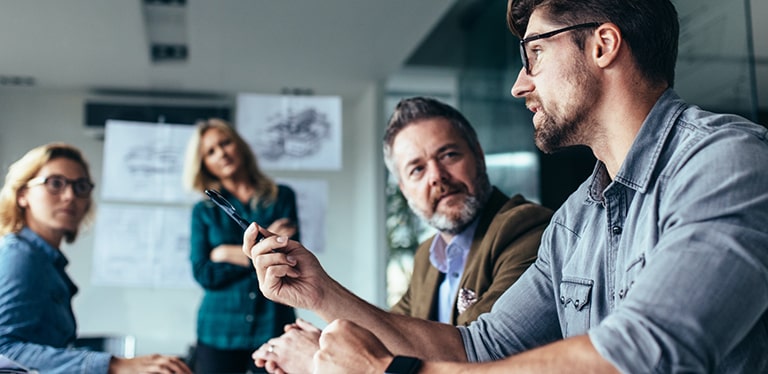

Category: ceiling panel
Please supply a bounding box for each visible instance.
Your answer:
[0,0,456,98]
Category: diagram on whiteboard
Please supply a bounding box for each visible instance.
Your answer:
[237,94,342,170]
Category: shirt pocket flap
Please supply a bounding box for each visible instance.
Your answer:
[559,278,593,311]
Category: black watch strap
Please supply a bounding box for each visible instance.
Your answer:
[385,355,422,374]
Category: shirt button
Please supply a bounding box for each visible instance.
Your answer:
[245,315,254,322]
[451,272,459,278]
[612,226,623,235]
[249,292,257,299]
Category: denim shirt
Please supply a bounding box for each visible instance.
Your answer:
[0,228,111,373]
[459,90,768,372]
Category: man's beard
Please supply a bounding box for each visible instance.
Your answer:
[533,60,599,153]
[409,176,490,235]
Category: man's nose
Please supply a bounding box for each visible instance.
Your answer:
[427,162,448,186]
[511,67,532,98]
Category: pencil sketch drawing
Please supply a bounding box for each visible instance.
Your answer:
[256,107,332,161]
[123,143,181,175]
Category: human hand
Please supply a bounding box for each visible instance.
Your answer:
[267,218,297,238]
[253,318,321,374]
[108,354,191,374]
[313,319,392,374]
[209,244,251,267]
[243,223,329,311]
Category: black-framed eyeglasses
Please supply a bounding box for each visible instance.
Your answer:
[519,22,601,75]
[27,175,95,198]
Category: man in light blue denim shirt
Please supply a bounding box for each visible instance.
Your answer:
[245,0,768,372]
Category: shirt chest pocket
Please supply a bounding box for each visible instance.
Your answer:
[559,278,593,337]
[617,253,645,302]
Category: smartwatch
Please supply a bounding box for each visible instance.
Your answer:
[385,355,422,374]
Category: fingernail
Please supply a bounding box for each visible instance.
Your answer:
[276,236,286,243]
[286,255,296,265]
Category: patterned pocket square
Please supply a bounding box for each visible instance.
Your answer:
[457,287,477,315]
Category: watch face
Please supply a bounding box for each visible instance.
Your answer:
[385,356,422,374]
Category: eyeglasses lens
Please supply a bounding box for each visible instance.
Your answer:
[44,176,93,197]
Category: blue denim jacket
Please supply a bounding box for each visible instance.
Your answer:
[0,227,111,373]
[459,90,768,372]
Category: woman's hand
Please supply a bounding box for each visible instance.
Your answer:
[209,244,252,267]
[267,218,297,238]
[253,318,321,374]
[108,354,191,374]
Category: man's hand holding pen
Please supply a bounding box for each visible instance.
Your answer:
[242,223,328,312]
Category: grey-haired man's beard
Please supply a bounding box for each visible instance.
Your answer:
[409,181,489,235]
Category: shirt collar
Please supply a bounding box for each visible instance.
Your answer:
[429,217,480,274]
[19,226,70,270]
[588,89,687,200]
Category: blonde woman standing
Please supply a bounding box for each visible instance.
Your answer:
[183,119,299,373]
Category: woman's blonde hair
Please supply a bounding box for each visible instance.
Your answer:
[0,142,95,243]
[182,118,277,205]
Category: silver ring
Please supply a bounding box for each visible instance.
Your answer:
[268,344,275,354]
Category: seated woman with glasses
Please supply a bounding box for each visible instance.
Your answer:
[0,143,191,374]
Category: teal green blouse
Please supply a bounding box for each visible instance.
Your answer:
[190,185,299,350]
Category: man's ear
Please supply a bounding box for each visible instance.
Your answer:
[593,22,622,69]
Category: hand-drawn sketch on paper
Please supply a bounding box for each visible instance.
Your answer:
[101,120,197,203]
[91,203,195,288]
[236,94,342,170]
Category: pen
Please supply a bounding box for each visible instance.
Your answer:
[204,189,266,242]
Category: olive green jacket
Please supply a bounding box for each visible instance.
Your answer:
[390,187,553,325]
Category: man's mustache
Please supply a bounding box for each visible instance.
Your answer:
[430,182,468,209]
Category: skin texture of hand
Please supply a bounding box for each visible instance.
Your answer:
[243,222,470,363]
[314,319,392,374]
[243,223,332,312]
[210,218,295,268]
[108,354,191,374]
[253,318,321,374]
[267,218,297,238]
[209,244,251,267]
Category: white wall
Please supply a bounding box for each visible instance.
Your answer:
[0,86,386,356]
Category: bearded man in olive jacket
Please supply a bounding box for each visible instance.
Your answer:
[251,97,552,373]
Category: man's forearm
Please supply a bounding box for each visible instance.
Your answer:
[421,335,618,373]
[317,278,468,362]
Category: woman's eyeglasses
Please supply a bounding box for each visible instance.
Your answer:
[27,175,95,198]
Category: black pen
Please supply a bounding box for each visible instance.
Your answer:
[204,189,266,243]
